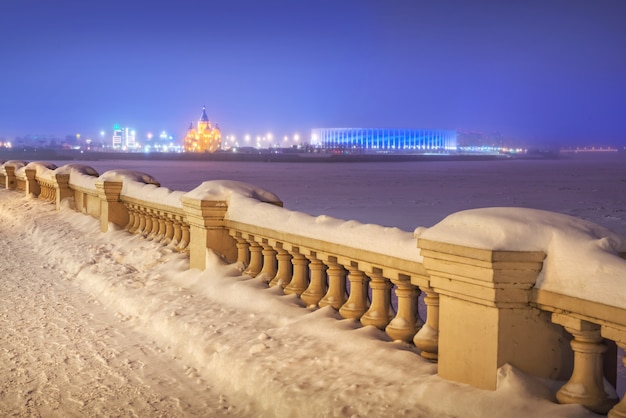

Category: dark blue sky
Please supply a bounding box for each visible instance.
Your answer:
[1,0,625,146]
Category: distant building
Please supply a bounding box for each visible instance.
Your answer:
[183,106,221,152]
[310,128,457,152]
[112,124,137,149]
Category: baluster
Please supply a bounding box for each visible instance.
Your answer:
[161,213,175,245]
[257,241,277,283]
[608,343,626,418]
[154,212,167,242]
[176,221,190,252]
[129,205,142,233]
[284,249,309,296]
[413,286,439,361]
[301,253,327,308]
[231,232,250,267]
[269,245,293,288]
[339,263,369,320]
[150,211,163,240]
[361,268,393,330]
[318,258,347,310]
[243,238,263,277]
[553,314,618,414]
[385,274,421,343]
[168,216,182,248]
[135,207,147,235]
[144,209,157,238]
[124,204,135,231]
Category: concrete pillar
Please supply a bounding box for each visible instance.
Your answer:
[181,196,236,271]
[24,168,39,196]
[53,173,72,210]
[95,180,127,233]
[419,237,571,390]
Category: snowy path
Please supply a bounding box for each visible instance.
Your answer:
[0,191,601,417]
[0,199,240,417]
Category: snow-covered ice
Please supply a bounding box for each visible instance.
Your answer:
[1,153,624,417]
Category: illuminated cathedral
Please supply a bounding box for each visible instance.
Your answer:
[183,106,221,152]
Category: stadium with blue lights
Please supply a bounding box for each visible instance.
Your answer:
[311,128,457,152]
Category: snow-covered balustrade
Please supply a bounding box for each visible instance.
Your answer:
[419,208,626,416]
[2,160,625,416]
[0,160,27,189]
[197,180,433,348]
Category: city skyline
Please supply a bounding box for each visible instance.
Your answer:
[1,0,625,146]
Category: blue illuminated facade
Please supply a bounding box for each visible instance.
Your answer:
[311,128,457,152]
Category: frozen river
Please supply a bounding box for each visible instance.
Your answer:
[49,152,626,235]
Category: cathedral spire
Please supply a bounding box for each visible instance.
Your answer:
[200,106,209,123]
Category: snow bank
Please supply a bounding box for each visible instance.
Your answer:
[95,169,184,208]
[185,180,282,204]
[0,160,27,172]
[418,207,626,307]
[227,193,421,262]
[16,161,58,177]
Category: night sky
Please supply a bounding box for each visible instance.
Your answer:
[1,0,625,146]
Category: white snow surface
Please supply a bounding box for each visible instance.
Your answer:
[226,193,421,262]
[0,190,598,417]
[2,154,625,416]
[418,207,626,307]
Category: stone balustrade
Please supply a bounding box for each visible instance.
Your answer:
[1,159,624,416]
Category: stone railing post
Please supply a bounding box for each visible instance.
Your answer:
[552,314,619,414]
[243,237,263,277]
[339,262,369,320]
[284,247,309,296]
[269,243,293,288]
[95,180,127,233]
[257,240,278,282]
[418,238,570,390]
[603,325,626,418]
[4,165,16,189]
[181,196,237,270]
[300,252,327,308]
[319,257,347,310]
[53,173,72,210]
[413,286,440,361]
[385,273,420,343]
[360,268,393,330]
[25,168,39,196]
[230,232,250,267]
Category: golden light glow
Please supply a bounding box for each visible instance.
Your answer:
[183,106,221,153]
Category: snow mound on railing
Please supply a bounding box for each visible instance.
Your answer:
[224,188,420,262]
[54,164,99,177]
[99,169,160,186]
[18,161,58,177]
[184,180,282,204]
[99,169,186,209]
[417,207,626,307]
[0,160,28,172]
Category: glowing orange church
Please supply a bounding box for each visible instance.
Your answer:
[183,106,221,152]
